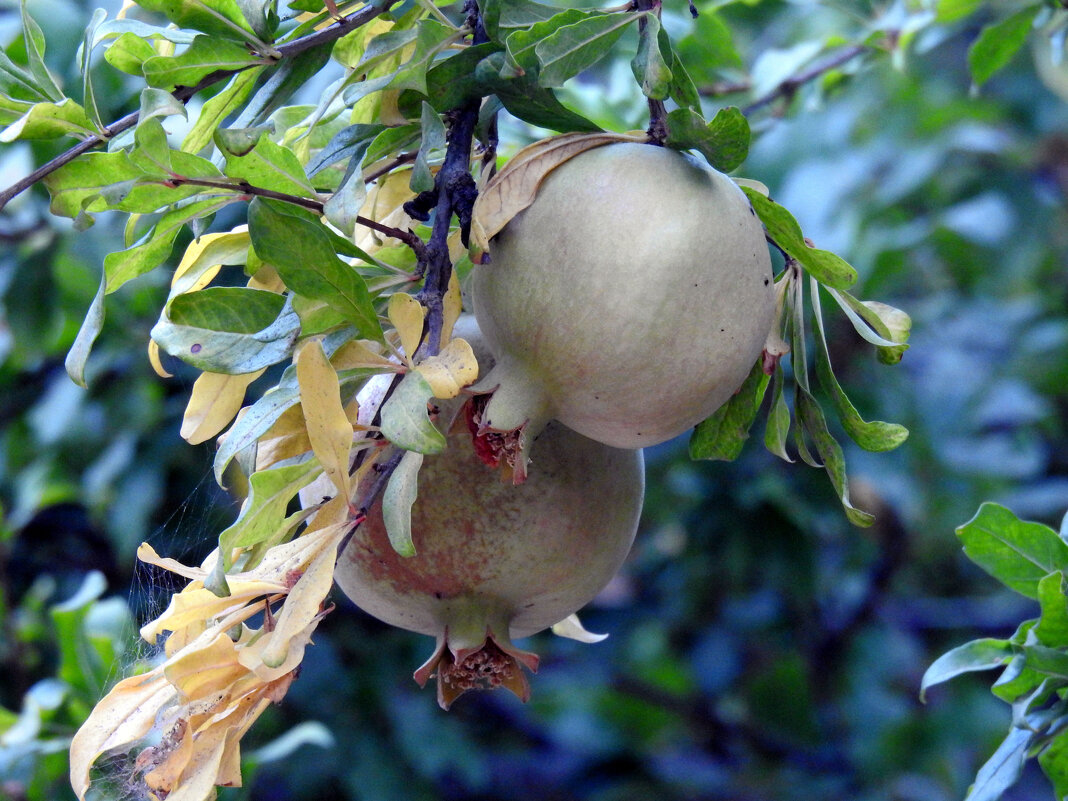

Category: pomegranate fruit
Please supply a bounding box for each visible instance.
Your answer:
[330,318,644,709]
[471,142,776,472]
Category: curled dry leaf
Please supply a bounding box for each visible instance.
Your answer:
[469,130,648,261]
[73,524,351,801]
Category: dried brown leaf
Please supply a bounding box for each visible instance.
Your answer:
[470,131,647,260]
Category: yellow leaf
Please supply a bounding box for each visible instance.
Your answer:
[356,168,416,253]
[258,527,345,668]
[170,227,249,295]
[69,668,175,800]
[140,582,283,645]
[148,340,173,378]
[469,131,646,259]
[138,543,211,582]
[181,370,265,445]
[415,337,478,399]
[387,293,425,361]
[297,339,354,501]
[330,339,399,371]
[247,263,285,293]
[165,631,246,700]
[441,270,462,344]
[256,405,312,472]
[143,719,193,795]
[160,719,231,801]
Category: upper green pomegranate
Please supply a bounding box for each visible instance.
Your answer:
[471,142,776,471]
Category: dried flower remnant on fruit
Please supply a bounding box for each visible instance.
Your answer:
[464,395,524,481]
[414,629,541,709]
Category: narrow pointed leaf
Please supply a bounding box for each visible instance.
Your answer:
[382,449,423,557]
[743,189,858,289]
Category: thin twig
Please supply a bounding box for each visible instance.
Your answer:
[362,151,418,184]
[742,44,869,116]
[0,0,399,212]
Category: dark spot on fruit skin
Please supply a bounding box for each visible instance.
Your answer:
[720,328,725,333]
[434,592,443,599]
[764,277,770,285]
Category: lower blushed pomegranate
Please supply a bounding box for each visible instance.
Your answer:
[331,319,644,709]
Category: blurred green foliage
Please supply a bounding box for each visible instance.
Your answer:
[1,0,1067,800]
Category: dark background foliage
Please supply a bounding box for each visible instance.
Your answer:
[2,0,1067,799]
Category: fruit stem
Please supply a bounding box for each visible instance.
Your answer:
[635,0,668,144]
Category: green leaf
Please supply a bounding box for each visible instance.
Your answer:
[143,35,262,90]
[764,363,793,462]
[307,123,385,177]
[689,360,768,461]
[382,449,423,557]
[483,0,562,39]
[389,19,457,95]
[811,281,909,452]
[936,0,984,22]
[65,272,107,388]
[231,43,332,129]
[631,13,672,101]
[957,503,1068,600]
[476,51,600,133]
[661,23,701,111]
[152,295,300,373]
[136,0,259,42]
[534,12,637,88]
[743,189,858,289]
[504,9,593,75]
[1020,644,1068,680]
[104,196,233,293]
[1035,572,1068,647]
[20,0,63,102]
[220,129,317,197]
[0,45,48,102]
[411,42,501,113]
[50,572,109,695]
[795,384,874,526]
[0,98,96,142]
[379,371,446,455]
[103,32,158,75]
[218,460,321,566]
[248,198,384,341]
[411,101,445,193]
[133,116,174,173]
[921,638,1012,701]
[79,8,107,130]
[965,726,1032,801]
[1039,733,1068,801]
[139,87,188,126]
[968,7,1040,88]
[168,287,286,333]
[665,106,750,173]
[42,150,224,217]
[182,67,262,154]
